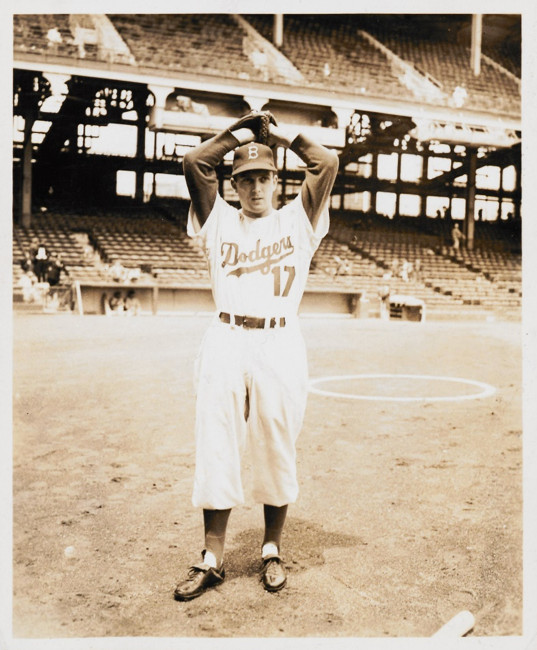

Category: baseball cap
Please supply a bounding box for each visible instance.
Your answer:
[231,143,277,177]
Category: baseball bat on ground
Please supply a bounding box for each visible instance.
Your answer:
[431,610,475,637]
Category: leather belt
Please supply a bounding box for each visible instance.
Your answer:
[219,312,286,329]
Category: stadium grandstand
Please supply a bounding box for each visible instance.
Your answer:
[12,13,522,320]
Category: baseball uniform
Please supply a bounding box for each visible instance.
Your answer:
[184,130,338,510]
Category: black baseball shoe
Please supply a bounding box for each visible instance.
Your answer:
[174,553,225,601]
[260,554,287,592]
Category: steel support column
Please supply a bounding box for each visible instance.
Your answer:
[464,149,478,250]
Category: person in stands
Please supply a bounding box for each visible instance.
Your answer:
[124,289,141,316]
[46,253,66,287]
[33,242,49,283]
[108,290,125,314]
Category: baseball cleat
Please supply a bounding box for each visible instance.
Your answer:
[260,555,287,592]
[174,562,225,601]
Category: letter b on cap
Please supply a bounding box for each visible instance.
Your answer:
[247,144,259,160]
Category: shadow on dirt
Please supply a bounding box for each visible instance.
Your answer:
[223,516,364,580]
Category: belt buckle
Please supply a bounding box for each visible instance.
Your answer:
[243,316,262,329]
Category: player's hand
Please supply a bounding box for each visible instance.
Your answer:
[228,111,277,142]
[256,111,278,145]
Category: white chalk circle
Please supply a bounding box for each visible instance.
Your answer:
[309,374,496,402]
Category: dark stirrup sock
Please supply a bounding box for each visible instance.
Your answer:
[203,508,231,567]
[262,504,288,554]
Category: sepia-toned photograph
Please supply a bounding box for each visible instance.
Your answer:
[5,3,536,649]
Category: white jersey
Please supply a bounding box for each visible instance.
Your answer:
[188,192,328,319]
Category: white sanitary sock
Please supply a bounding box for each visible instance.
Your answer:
[203,550,218,568]
[262,542,279,558]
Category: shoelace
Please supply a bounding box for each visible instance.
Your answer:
[264,558,282,579]
[185,566,205,581]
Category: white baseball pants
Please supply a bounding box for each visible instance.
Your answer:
[191,316,309,510]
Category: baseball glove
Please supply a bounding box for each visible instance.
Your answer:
[257,112,272,145]
[228,110,277,143]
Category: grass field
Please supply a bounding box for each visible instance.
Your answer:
[10,311,526,643]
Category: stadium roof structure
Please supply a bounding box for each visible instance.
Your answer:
[13,14,520,119]
[13,13,521,177]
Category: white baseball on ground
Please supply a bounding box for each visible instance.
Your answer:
[63,546,76,558]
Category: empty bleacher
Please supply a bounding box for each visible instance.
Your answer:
[13,206,521,318]
[326,213,521,316]
[109,14,269,83]
[244,14,415,100]
[364,21,520,115]
[13,206,209,289]
[483,40,520,78]
[13,14,79,58]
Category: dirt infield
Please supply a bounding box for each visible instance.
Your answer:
[11,312,523,641]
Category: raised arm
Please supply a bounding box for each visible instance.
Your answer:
[183,130,237,228]
[267,126,339,230]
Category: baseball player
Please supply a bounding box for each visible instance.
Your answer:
[173,111,338,601]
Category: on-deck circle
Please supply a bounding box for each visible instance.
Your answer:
[308,373,496,402]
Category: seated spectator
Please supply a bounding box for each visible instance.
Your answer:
[83,242,94,261]
[333,255,351,277]
[400,259,412,283]
[108,291,125,314]
[45,253,65,287]
[412,259,423,283]
[20,250,33,273]
[29,237,40,261]
[18,270,38,303]
[109,258,126,282]
[47,27,62,48]
[450,85,468,108]
[124,290,141,316]
[126,266,141,283]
